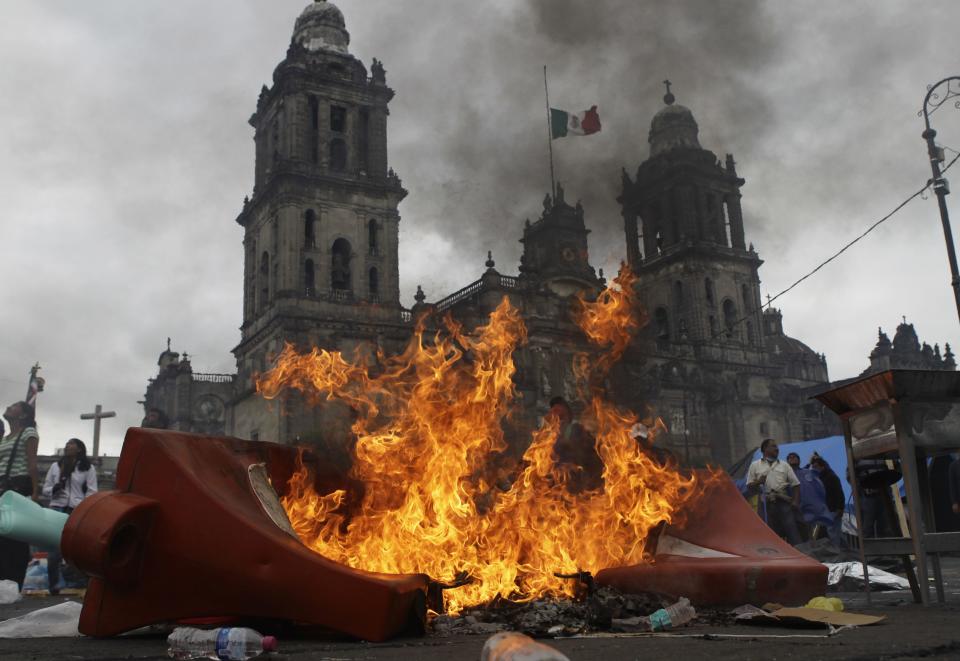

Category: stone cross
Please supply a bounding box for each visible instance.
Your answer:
[80,404,116,458]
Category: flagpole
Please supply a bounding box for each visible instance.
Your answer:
[543,65,556,199]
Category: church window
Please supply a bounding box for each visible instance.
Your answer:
[746,321,755,345]
[709,315,719,338]
[259,251,270,309]
[271,116,281,159]
[678,319,688,341]
[359,107,370,173]
[741,284,752,311]
[368,219,378,255]
[759,422,769,436]
[304,209,316,247]
[329,138,347,171]
[721,199,732,247]
[304,259,315,296]
[654,307,670,341]
[309,96,320,164]
[722,299,737,338]
[327,62,348,79]
[705,278,715,306]
[331,238,352,290]
[330,105,347,133]
[368,267,379,298]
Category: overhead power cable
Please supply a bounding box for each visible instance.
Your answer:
[704,160,957,342]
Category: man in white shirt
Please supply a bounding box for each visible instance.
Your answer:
[747,438,802,545]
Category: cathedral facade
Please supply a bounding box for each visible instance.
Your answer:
[143,0,840,466]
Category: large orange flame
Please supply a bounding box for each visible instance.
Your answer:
[258,267,704,612]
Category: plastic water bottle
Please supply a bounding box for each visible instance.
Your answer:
[647,597,696,631]
[167,626,278,660]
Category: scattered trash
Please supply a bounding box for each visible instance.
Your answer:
[805,596,844,612]
[732,602,883,628]
[612,597,696,632]
[0,601,82,638]
[167,626,278,660]
[480,631,570,661]
[21,556,49,594]
[0,579,21,605]
[650,597,696,631]
[825,561,911,592]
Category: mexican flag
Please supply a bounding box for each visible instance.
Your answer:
[550,105,601,139]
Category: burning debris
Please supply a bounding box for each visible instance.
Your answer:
[430,586,671,637]
[257,267,711,613]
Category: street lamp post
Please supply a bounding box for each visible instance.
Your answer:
[922,76,960,325]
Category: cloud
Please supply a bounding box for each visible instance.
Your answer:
[1,0,958,454]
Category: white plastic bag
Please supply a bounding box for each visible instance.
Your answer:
[0,579,21,605]
[0,601,82,638]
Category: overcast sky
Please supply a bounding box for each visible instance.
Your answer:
[2,1,959,457]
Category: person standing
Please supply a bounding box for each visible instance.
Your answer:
[0,401,40,588]
[851,458,900,538]
[949,455,960,521]
[811,456,846,547]
[42,438,97,594]
[747,439,802,545]
[548,397,603,493]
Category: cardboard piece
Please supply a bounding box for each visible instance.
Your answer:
[771,607,885,627]
[735,603,884,628]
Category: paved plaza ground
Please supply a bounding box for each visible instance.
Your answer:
[0,561,958,660]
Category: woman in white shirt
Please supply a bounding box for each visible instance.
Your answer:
[42,438,97,595]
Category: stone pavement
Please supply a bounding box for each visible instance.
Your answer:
[0,565,958,660]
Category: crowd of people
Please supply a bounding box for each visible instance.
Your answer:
[0,400,97,592]
[746,437,960,547]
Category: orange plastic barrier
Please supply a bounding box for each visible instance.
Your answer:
[61,428,430,641]
[595,476,828,606]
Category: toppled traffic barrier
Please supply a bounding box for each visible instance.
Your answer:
[596,478,828,606]
[61,428,431,641]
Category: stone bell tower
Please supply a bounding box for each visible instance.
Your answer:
[619,84,764,352]
[230,0,409,442]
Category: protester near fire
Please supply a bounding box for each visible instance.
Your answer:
[42,438,97,594]
[548,396,603,493]
[0,401,40,588]
[810,455,845,546]
[746,439,802,545]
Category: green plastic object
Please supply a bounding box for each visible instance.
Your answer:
[0,491,69,549]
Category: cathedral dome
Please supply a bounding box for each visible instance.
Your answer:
[293,0,350,54]
[648,99,701,157]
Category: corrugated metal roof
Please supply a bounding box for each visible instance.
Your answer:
[814,369,960,415]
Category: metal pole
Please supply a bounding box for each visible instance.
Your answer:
[922,76,960,325]
[543,65,556,199]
